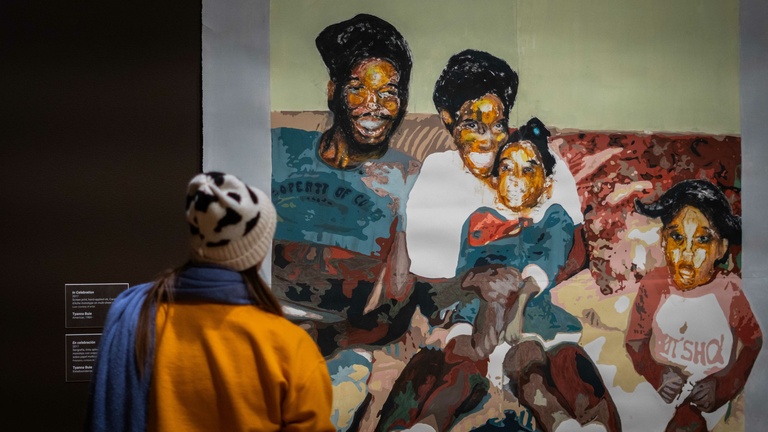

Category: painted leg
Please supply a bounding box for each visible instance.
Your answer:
[504,340,572,432]
[548,344,622,432]
[520,373,574,432]
[665,404,708,432]
[503,276,540,343]
[375,345,488,432]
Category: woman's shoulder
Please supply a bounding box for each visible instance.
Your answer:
[110,282,154,310]
[418,149,472,178]
[248,310,320,348]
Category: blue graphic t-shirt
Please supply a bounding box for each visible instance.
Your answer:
[272,127,419,257]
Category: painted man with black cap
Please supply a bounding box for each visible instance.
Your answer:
[314,13,412,169]
[271,14,430,360]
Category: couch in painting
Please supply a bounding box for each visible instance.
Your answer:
[272,111,742,296]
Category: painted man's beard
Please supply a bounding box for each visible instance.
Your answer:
[349,112,395,144]
[335,103,401,151]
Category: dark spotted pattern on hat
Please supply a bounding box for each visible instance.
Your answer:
[248,187,258,204]
[214,207,242,233]
[193,191,218,212]
[206,239,231,247]
[189,223,200,236]
[244,213,261,235]
[209,171,225,186]
[227,192,242,203]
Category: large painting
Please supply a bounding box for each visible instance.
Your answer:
[267,1,760,431]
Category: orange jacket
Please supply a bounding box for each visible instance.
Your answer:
[149,302,334,432]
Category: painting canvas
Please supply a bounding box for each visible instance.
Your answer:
[267,1,759,431]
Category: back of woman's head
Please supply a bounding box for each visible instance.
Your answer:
[185,171,282,312]
[136,172,282,373]
[186,171,277,271]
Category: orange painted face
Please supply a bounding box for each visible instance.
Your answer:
[342,58,401,146]
[496,140,547,211]
[450,94,508,179]
[662,205,729,291]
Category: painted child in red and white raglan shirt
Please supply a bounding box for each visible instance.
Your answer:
[626,179,762,432]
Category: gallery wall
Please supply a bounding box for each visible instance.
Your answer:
[2,2,202,431]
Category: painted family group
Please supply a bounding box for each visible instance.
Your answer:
[270,13,761,432]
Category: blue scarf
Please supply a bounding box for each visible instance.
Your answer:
[84,265,254,432]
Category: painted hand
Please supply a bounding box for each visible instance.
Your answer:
[461,264,523,305]
[687,378,717,412]
[658,366,687,403]
[458,264,525,357]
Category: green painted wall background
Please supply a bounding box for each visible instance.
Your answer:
[270,0,739,134]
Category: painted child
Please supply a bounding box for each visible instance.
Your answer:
[485,122,619,432]
[627,179,762,432]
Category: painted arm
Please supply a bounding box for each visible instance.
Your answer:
[272,238,395,318]
[383,226,537,356]
[625,278,676,391]
[367,217,416,310]
[450,265,538,359]
[688,284,763,411]
[273,228,442,357]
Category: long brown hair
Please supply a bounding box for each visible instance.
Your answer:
[134,261,284,376]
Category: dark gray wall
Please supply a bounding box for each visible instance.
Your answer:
[1,2,201,431]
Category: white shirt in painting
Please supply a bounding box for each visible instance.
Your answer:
[651,288,734,380]
[406,148,582,279]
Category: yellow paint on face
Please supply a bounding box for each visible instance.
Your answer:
[343,58,401,145]
[497,141,547,211]
[452,93,508,179]
[663,206,728,290]
[345,60,400,111]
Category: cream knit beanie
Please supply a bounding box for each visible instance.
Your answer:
[185,172,276,271]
